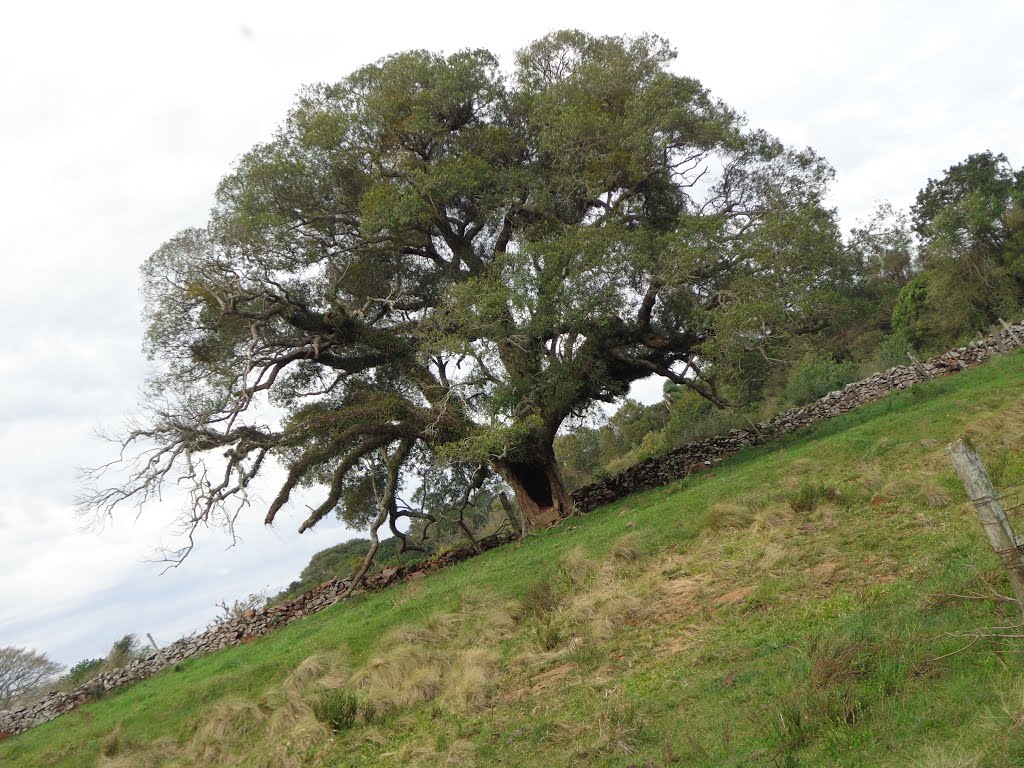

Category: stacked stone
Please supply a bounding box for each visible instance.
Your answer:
[0,532,508,737]
[2,322,1021,738]
[570,323,1022,513]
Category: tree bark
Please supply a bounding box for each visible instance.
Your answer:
[492,443,573,532]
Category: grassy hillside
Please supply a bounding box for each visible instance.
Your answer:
[6,352,1024,767]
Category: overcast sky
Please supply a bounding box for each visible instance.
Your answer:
[1,0,1022,668]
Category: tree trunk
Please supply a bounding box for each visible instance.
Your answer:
[492,444,573,532]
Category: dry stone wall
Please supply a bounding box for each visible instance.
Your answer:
[570,323,1024,512]
[0,535,508,737]
[3,321,1023,738]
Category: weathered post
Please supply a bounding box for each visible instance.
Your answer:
[908,351,933,380]
[999,318,1024,349]
[146,633,170,667]
[947,438,1024,618]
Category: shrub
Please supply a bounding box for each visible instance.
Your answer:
[522,579,561,617]
[532,616,566,651]
[313,688,359,733]
[210,591,269,626]
[60,658,104,690]
[558,549,599,589]
[608,532,644,564]
[105,634,146,670]
[892,274,930,347]
[787,482,842,514]
[784,353,859,406]
[873,332,913,370]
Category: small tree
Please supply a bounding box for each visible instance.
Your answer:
[0,647,64,708]
[81,31,852,585]
[211,591,270,626]
[59,658,104,690]
[104,634,146,670]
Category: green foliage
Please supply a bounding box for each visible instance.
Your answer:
[274,537,416,601]
[59,659,104,690]
[893,151,1024,349]
[89,29,858,549]
[522,579,562,617]
[104,634,146,671]
[848,202,914,288]
[783,353,859,406]
[531,616,566,651]
[313,688,360,732]
[786,481,842,514]
[659,387,719,447]
[277,460,514,601]
[871,333,913,370]
[911,151,1024,244]
[891,275,929,347]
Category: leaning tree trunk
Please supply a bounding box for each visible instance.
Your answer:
[491,442,573,532]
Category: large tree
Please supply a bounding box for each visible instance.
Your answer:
[82,31,847,575]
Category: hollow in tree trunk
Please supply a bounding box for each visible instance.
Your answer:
[492,445,573,531]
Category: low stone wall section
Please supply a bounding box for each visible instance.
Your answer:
[3,321,1023,737]
[571,323,1024,512]
[0,535,507,737]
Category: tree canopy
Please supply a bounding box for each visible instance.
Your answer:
[82,31,852,580]
[895,151,1024,346]
[0,646,64,708]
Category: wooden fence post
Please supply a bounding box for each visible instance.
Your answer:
[907,351,933,380]
[947,438,1024,618]
[999,318,1024,349]
[147,633,170,667]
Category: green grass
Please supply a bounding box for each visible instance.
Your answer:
[6,352,1024,767]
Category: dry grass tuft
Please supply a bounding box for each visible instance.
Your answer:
[261,651,350,737]
[100,725,124,758]
[647,571,711,623]
[705,501,756,531]
[97,754,168,768]
[397,737,477,767]
[549,696,643,758]
[787,481,843,514]
[911,747,980,768]
[965,397,1024,455]
[808,636,867,689]
[264,692,315,737]
[96,737,181,768]
[522,578,562,617]
[191,698,267,763]
[445,647,497,707]
[567,582,645,641]
[749,502,795,532]
[994,681,1024,732]
[98,652,352,768]
[283,652,350,698]
[854,460,885,494]
[352,642,443,715]
[608,532,644,563]
[923,485,951,508]
[559,548,599,589]
[592,698,642,756]
[351,594,517,716]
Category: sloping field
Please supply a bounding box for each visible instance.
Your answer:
[6,351,1024,767]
